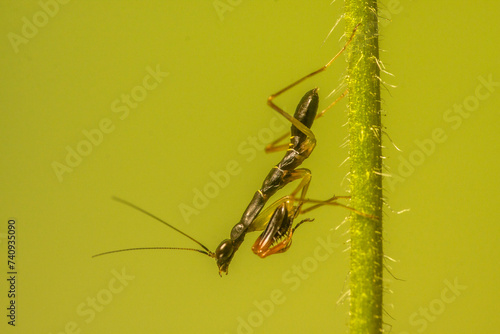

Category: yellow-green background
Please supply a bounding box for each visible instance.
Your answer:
[1,1,499,333]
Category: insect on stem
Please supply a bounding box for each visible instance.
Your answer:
[94,24,365,275]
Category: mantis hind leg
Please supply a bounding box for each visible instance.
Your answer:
[266,88,349,153]
[265,24,360,153]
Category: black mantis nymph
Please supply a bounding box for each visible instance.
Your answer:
[94,24,368,276]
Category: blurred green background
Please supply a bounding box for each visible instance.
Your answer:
[1,1,499,333]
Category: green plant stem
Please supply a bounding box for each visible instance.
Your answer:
[344,1,383,333]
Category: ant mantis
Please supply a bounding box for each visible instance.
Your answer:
[95,191,358,274]
[94,24,366,276]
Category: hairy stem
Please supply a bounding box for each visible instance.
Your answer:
[344,0,383,333]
